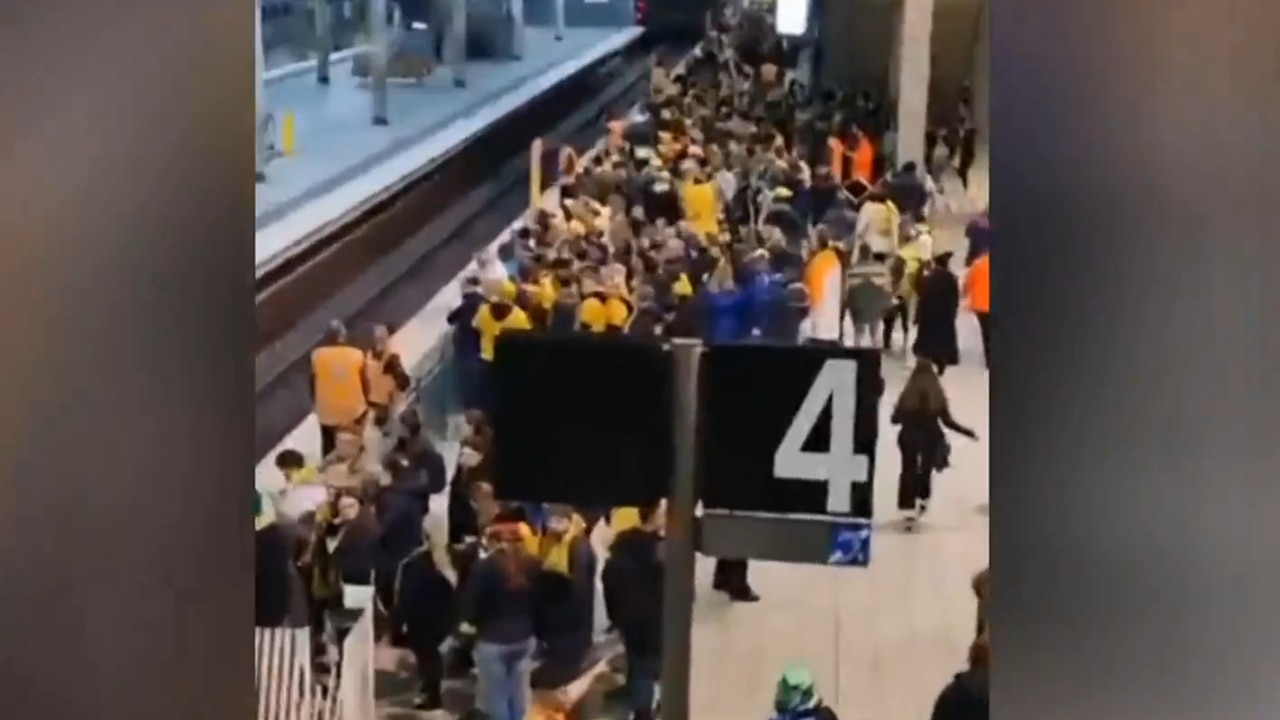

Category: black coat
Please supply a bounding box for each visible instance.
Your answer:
[929,668,989,720]
[913,268,961,367]
[392,548,457,648]
[255,523,295,628]
[375,480,433,577]
[601,528,664,657]
[535,536,597,671]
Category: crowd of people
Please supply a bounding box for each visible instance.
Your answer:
[255,5,991,720]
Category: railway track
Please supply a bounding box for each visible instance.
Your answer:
[254,37,692,460]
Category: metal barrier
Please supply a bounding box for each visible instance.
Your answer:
[255,608,377,720]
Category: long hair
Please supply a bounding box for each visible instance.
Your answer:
[487,524,533,591]
[895,360,949,415]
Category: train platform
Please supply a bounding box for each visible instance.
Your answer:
[254,24,644,277]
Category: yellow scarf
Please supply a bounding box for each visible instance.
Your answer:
[537,515,586,576]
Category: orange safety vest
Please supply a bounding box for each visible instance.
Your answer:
[365,350,401,407]
[852,138,875,183]
[827,137,845,182]
[966,253,991,313]
[311,344,368,428]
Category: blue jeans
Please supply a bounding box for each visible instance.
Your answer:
[474,638,536,720]
[625,653,661,718]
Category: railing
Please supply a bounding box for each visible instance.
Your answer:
[255,607,377,720]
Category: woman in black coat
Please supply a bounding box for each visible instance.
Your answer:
[391,543,457,711]
[913,251,962,375]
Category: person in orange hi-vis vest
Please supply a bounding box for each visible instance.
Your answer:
[311,320,370,459]
[365,323,410,433]
[850,130,875,184]
[964,251,991,368]
[827,136,846,184]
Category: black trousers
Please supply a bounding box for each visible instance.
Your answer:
[882,300,910,349]
[975,312,991,367]
[896,439,935,511]
[411,641,444,698]
[319,424,339,458]
[712,559,750,590]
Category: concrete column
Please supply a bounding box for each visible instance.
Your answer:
[315,0,333,84]
[255,0,269,182]
[370,0,390,125]
[970,0,989,138]
[510,0,526,59]
[552,0,564,40]
[894,0,934,168]
[447,0,468,86]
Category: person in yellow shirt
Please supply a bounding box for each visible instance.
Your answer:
[473,278,532,412]
[474,279,532,362]
[680,166,721,240]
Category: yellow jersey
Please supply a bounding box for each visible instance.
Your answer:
[474,303,532,361]
[682,181,719,237]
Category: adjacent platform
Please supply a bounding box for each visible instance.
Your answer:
[255,25,644,276]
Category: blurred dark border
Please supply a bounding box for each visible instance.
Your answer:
[995,0,1280,717]
[0,2,252,718]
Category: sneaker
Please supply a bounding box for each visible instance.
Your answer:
[728,587,761,603]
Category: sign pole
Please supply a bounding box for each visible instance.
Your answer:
[660,339,701,720]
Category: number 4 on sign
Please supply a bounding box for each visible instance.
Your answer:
[773,359,870,515]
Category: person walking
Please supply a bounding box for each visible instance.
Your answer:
[913,250,961,376]
[891,361,978,528]
[964,250,990,368]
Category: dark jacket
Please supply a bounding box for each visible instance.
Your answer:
[255,522,295,628]
[460,552,541,645]
[885,172,928,221]
[447,290,485,360]
[844,261,894,326]
[447,472,480,547]
[375,478,433,576]
[602,528,664,657]
[313,511,381,607]
[929,668,989,720]
[396,434,448,495]
[547,301,579,334]
[535,535,597,671]
[964,215,991,267]
[912,267,962,367]
[391,547,457,648]
[666,296,703,339]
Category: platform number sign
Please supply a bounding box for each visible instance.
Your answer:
[772,359,870,514]
[698,345,882,521]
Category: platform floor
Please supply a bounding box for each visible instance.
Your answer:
[255,26,636,231]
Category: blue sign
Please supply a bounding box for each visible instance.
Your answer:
[827,522,871,567]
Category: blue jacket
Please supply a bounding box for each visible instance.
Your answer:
[702,288,752,344]
[446,290,485,361]
[745,272,789,340]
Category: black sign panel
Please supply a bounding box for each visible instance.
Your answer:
[698,344,883,519]
[490,333,673,507]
